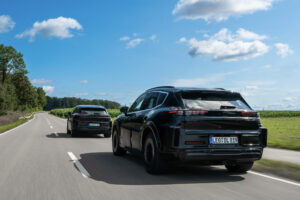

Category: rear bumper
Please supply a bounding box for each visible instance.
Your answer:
[177,147,263,162]
[75,127,111,134]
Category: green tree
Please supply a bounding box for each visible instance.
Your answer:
[37,87,47,108]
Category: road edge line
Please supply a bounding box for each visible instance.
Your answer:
[0,114,36,137]
[249,170,300,187]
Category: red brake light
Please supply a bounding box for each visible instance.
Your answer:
[241,111,258,117]
[185,141,205,145]
[75,113,88,117]
[168,110,208,116]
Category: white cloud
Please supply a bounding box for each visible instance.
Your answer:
[0,15,15,33]
[274,43,293,58]
[149,34,157,41]
[238,80,275,86]
[179,28,269,61]
[80,80,88,84]
[16,16,82,41]
[31,78,53,84]
[120,36,130,41]
[133,33,138,37]
[173,72,232,87]
[172,0,274,21]
[95,92,108,96]
[75,92,89,97]
[126,38,144,49]
[42,86,55,95]
[262,64,271,69]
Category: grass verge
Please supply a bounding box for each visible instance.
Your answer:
[261,117,300,151]
[0,114,34,134]
[253,159,300,182]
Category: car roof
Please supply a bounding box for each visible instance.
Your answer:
[76,105,106,109]
[146,86,236,93]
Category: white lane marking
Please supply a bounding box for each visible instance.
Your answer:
[67,152,90,178]
[249,171,300,187]
[0,115,36,136]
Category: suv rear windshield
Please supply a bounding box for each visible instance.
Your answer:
[181,91,251,110]
[80,108,108,115]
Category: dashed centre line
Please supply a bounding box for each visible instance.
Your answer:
[67,152,90,178]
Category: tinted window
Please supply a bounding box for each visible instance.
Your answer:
[181,92,250,110]
[156,92,167,105]
[80,108,107,115]
[129,93,146,112]
[142,92,159,110]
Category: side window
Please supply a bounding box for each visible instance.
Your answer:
[128,93,146,112]
[142,92,159,110]
[156,92,167,106]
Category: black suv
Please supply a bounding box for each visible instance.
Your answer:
[112,86,267,174]
[67,105,112,137]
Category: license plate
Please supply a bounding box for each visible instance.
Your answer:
[89,123,100,127]
[209,136,238,144]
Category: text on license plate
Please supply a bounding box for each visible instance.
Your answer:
[210,136,238,144]
[89,123,100,127]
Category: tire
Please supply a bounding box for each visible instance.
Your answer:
[143,133,167,174]
[67,123,71,134]
[112,128,126,156]
[104,132,111,138]
[225,161,254,173]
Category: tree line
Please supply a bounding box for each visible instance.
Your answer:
[44,96,121,110]
[0,44,47,115]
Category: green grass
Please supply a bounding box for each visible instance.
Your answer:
[259,110,300,118]
[261,117,300,150]
[253,159,300,182]
[0,114,34,134]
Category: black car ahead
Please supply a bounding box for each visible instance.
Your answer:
[112,86,267,174]
[67,105,112,137]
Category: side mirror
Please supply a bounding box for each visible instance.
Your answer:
[120,106,129,115]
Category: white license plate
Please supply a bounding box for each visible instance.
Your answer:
[210,136,238,144]
[89,123,100,127]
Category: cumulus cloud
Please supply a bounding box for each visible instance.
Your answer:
[179,28,269,61]
[149,34,157,41]
[0,15,15,33]
[172,0,274,21]
[126,38,144,48]
[80,80,88,84]
[16,16,82,41]
[274,43,293,58]
[120,36,130,41]
[31,78,53,84]
[42,86,55,95]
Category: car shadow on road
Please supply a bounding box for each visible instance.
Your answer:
[78,152,245,185]
[46,133,104,138]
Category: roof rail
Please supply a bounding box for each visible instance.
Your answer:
[214,88,225,90]
[147,86,175,91]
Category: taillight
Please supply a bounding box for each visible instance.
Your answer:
[168,110,208,116]
[241,111,258,117]
[185,141,205,145]
[75,113,88,117]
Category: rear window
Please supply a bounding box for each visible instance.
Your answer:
[80,108,108,115]
[181,92,251,110]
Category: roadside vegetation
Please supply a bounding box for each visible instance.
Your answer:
[253,159,300,182]
[0,114,34,134]
[259,110,300,118]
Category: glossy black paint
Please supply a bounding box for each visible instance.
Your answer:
[67,105,112,135]
[113,87,267,164]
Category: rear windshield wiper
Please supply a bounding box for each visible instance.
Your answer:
[220,105,236,109]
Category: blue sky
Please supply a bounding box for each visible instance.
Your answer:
[0,0,299,109]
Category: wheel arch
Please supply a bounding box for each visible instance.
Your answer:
[141,121,161,152]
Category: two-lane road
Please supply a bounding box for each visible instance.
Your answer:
[0,113,299,200]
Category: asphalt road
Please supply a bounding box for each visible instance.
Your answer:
[0,113,299,200]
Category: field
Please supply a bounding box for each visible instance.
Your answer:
[259,110,300,118]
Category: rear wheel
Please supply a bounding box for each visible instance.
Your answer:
[67,123,71,134]
[112,128,126,156]
[225,161,254,173]
[143,133,167,174]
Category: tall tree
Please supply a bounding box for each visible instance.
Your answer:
[36,87,47,108]
[0,44,27,85]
